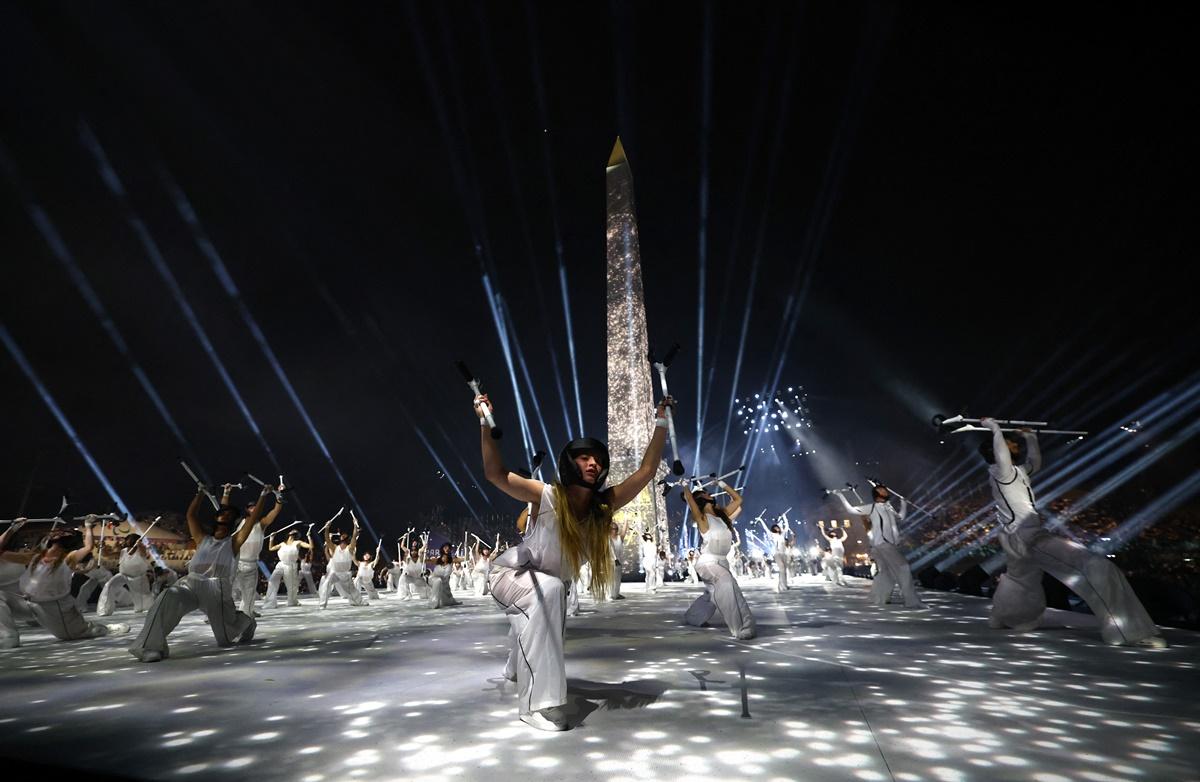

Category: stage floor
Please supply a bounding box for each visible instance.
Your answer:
[1,576,1197,782]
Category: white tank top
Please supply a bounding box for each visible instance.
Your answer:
[120,548,150,577]
[238,521,265,563]
[278,542,300,565]
[300,560,312,572]
[188,535,235,580]
[330,545,353,574]
[432,563,453,580]
[20,559,73,601]
[700,515,732,563]
[640,540,656,563]
[829,536,845,558]
[403,560,423,577]
[989,463,1039,532]
[356,560,374,578]
[473,554,490,574]
[770,532,787,557]
[610,537,624,561]
[495,484,572,580]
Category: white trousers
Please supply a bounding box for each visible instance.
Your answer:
[823,554,847,586]
[232,560,261,615]
[319,571,364,607]
[991,525,1158,645]
[399,574,426,600]
[644,565,659,593]
[300,568,318,595]
[97,572,153,615]
[0,591,41,647]
[75,568,114,613]
[25,595,118,642]
[473,569,489,596]
[355,571,380,600]
[387,570,401,592]
[774,554,789,592]
[609,561,623,599]
[129,573,253,659]
[870,543,923,608]
[263,563,300,608]
[567,579,580,616]
[489,567,567,715]
[685,560,756,640]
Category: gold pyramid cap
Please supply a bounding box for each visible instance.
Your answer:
[607,136,627,167]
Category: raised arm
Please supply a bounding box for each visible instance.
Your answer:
[185,490,208,544]
[235,485,272,551]
[835,492,872,517]
[896,496,908,521]
[267,534,283,552]
[1023,430,1042,475]
[982,418,1016,482]
[259,495,285,530]
[349,512,361,550]
[607,398,672,511]
[721,482,743,517]
[0,517,28,555]
[475,394,544,503]
[67,517,97,565]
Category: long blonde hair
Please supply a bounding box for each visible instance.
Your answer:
[551,483,614,601]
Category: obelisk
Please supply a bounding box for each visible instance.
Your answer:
[606,137,668,553]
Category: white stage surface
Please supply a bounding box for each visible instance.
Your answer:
[1,576,1197,782]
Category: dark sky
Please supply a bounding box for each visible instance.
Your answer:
[1,2,1195,533]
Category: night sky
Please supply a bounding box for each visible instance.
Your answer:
[1,3,1195,533]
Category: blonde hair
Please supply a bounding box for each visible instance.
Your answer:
[551,483,614,601]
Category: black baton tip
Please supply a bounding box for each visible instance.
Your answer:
[672,460,685,476]
[490,427,504,440]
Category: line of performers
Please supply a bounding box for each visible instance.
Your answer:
[0,400,1168,733]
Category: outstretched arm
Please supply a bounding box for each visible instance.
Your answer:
[607,398,674,511]
[835,493,872,517]
[476,394,544,503]
[982,418,1016,482]
[681,489,709,533]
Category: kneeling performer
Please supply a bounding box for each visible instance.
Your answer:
[682,483,756,639]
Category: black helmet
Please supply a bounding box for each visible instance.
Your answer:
[557,438,610,491]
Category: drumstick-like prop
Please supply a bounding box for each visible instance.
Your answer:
[134,516,162,546]
[457,361,502,439]
[649,344,685,475]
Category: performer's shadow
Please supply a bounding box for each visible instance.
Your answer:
[563,678,669,727]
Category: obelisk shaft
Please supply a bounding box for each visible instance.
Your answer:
[605,138,667,551]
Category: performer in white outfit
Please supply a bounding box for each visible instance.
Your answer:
[318,516,367,608]
[1,518,130,647]
[836,485,924,609]
[354,538,382,601]
[640,533,660,594]
[74,536,116,613]
[682,483,756,639]
[472,535,501,596]
[608,521,627,600]
[759,518,791,592]
[476,391,671,731]
[97,534,154,615]
[397,537,429,601]
[817,521,848,586]
[129,483,272,662]
[232,488,284,617]
[263,526,313,608]
[429,551,463,608]
[0,520,38,647]
[299,549,318,595]
[979,418,1164,647]
[685,549,700,585]
[152,566,179,595]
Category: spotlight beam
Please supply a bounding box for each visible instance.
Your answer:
[694,1,714,466]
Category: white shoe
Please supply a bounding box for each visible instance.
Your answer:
[1135,636,1167,649]
[519,710,568,732]
[106,623,130,635]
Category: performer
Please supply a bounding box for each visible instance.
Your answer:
[608,520,627,600]
[97,533,153,615]
[640,532,660,594]
[835,485,925,609]
[152,566,179,596]
[263,527,313,609]
[355,538,382,601]
[318,515,367,609]
[398,537,429,601]
[74,529,116,613]
[299,547,319,595]
[232,486,284,617]
[129,484,272,662]
[472,535,501,596]
[979,419,1164,647]
[476,391,671,731]
[429,550,462,608]
[759,518,791,592]
[682,482,756,639]
[817,521,848,586]
[684,549,700,585]
[1,517,130,647]
[0,519,39,646]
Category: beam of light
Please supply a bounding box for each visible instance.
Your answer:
[161,171,381,542]
[1,136,209,483]
[411,425,480,524]
[1098,469,1200,553]
[75,126,294,502]
[475,4,573,447]
[740,8,892,489]
[482,276,536,461]
[716,27,803,475]
[0,323,131,518]
[502,302,557,463]
[523,4,584,435]
[694,0,713,466]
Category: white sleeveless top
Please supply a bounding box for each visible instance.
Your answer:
[188,535,235,580]
[356,559,374,578]
[640,540,656,564]
[770,532,787,557]
[989,463,1039,532]
[432,563,454,580]
[495,484,572,580]
[700,514,733,563]
[119,548,150,577]
[610,536,624,561]
[829,535,845,558]
[237,521,265,563]
[472,554,490,574]
[403,559,424,577]
[330,545,353,574]
[278,542,300,565]
[21,559,73,601]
